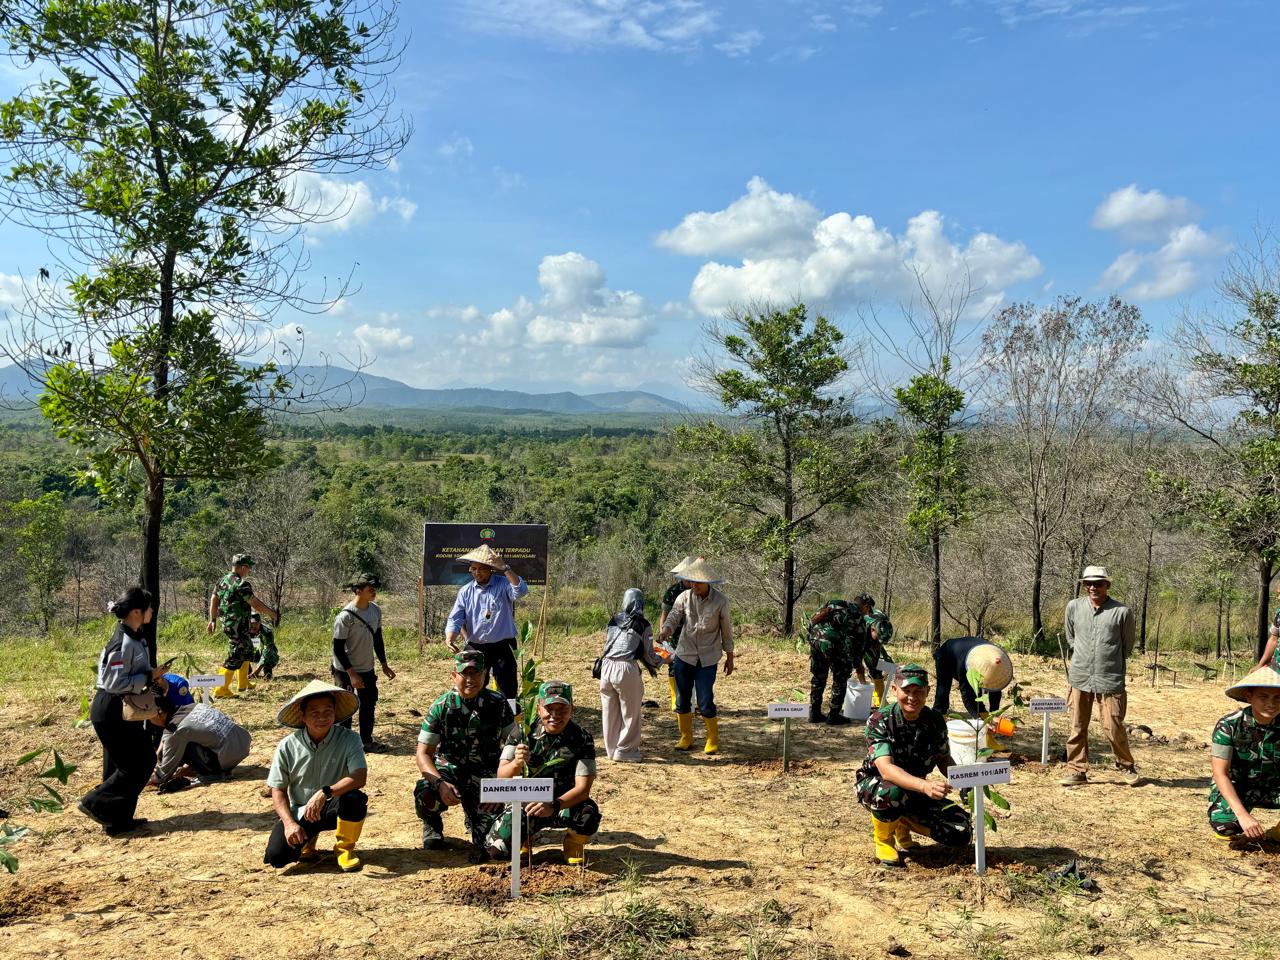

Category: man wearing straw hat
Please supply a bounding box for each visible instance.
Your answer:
[445,544,529,700]
[933,637,1014,718]
[263,680,368,872]
[656,557,734,755]
[1208,665,1280,842]
[1061,565,1139,787]
[658,557,693,712]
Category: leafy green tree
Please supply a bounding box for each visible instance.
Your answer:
[676,303,878,636]
[0,0,409,656]
[895,356,973,645]
[11,492,69,632]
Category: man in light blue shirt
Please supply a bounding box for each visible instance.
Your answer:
[446,544,529,699]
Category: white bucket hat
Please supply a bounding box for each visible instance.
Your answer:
[679,557,722,584]
[1079,565,1111,583]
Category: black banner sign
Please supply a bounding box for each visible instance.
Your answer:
[422,522,549,586]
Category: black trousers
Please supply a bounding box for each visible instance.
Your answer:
[263,791,368,867]
[466,638,518,700]
[332,669,379,744]
[81,690,157,828]
[933,637,1002,717]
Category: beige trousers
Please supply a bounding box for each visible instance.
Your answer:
[1065,686,1136,774]
[599,658,646,761]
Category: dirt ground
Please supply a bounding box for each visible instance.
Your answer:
[2,636,1279,960]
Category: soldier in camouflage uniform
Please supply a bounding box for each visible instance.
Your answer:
[807,600,864,725]
[206,553,277,697]
[1208,666,1280,841]
[486,680,600,865]
[249,614,279,680]
[414,649,516,853]
[855,663,971,867]
[659,557,693,711]
[854,594,895,707]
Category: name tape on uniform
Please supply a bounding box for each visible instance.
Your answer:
[767,703,810,719]
[947,761,1012,787]
[480,778,554,803]
[1029,697,1068,714]
[189,674,223,689]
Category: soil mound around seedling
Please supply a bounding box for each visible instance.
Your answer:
[436,862,608,907]
[736,758,816,775]
[0,879,71,926]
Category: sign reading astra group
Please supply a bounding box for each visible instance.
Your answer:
[422,523,549,586]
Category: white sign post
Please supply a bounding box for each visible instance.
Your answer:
[189,673,222,704]
[480,778,554,898]
[946,760,1012,875]
[1029,697,1069,764]
[767,703,808,772]
[877,660,897,691]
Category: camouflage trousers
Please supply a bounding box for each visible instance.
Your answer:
[1207,782,1280,835]
[222,627,255,670]
[855,774,972,847]
[254,638,279,673]
[485,797,601,856]
[413,763,499,848]
[809,644,853,715]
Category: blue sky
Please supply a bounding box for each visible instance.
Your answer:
[1,0,1277,400]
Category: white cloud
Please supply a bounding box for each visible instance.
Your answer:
[662,178,1042,316]
[454,0,720,52]
[355,320,415,352]
[438,135,474,158]
[0,272,27,309]
[811,13,837,31]
[288,171,416,233]
[714,29,764,57]
[1090,183,1199,240]
[377,196,418,222]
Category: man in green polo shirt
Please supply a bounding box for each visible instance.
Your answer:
[264,680,368,872]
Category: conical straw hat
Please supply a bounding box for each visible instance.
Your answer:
[458,544,506,569]
[679,556,722,584]
[670,555,694,576]
[1225,665,1280,703]
[966,643,1013,691]
[277,679,359,729]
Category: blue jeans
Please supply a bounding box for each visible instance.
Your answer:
[673,658,719,718]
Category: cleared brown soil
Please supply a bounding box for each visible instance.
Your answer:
[2,636,1277,959]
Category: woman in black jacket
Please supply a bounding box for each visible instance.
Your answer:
[77,587,168,835]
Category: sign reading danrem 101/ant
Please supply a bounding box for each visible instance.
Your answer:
[422,523,550,586]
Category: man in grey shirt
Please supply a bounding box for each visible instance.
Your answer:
[1061,566,1139,787]
[149,674,251,789]
[331,573,396,752]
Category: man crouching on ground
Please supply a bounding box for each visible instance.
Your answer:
[264,681,368,872]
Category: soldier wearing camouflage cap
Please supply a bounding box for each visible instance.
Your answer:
[806,599,866,726]
[206,553,277,698]
[853,594,895,708]
[486,680,600,865]
[854,663,972,867]
[414,648,516,853]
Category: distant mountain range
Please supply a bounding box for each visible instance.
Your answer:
[0,362,693,415]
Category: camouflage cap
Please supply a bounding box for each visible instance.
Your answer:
[536,679,573,706]
[232,553,254,567]
[895,663,929,688]
[347,572,380,590]
[454,648,486,673]
[853,593,874,608]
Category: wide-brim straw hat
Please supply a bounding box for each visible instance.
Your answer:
[1079,565,1111,583]
[679,557,722,584]
[670,555,694,576]
[458,544,506,569]
[1225,666,1280,703]
[966,643,1014,691]
[277,680,359,729]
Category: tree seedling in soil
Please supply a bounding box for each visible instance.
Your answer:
[2,747,78,873]
[945,672,1022,834]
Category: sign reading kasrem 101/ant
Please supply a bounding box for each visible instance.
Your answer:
[947,761,1012,787]
[422,523,550,586]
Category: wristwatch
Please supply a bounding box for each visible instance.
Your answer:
[321,785,333,799]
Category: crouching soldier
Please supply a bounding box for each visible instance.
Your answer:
[250,613,279,680]
[264,681,368,872]
[853,594,895,707]
[855,663,971,867]
[414,649,515,854]
[807,599,862,725]
[149,673,252,790]
[486,680,599,865]
[1208,666,1280,843]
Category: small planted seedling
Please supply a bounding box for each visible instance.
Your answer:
[2,747,78,873]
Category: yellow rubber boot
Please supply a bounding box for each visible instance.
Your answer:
[299,835,318,861]
[872,678,885,708]
[334,817,364,872]
[873,818,902,866]
[675,712,694,750]
[563,829,590,865]
[703,716,720,755]
[211,667,236,699]
[668,674,678,711]
[236,663,256,691]
[895,821,920,852]
[1265,823,1280,843]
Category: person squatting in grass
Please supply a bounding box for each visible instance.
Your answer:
[414,649,515,854]
[207,553,277,698]
[148,673,252,792]
[855,663,973,867]
[658,556,693,711]
[249,613,279,680]
[1207,666,1280,843]
[487,680,600,865]
[77,586,169,836]
[264,681,368,872]
[807,598,866,726]
[331,573,397,753]
[445,544,529,701]
[656,556,735,756]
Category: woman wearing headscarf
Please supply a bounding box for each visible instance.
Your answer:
[598,588,661,762]
[77,586,169,835]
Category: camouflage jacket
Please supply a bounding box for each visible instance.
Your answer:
[807,600,864,657]
[255,621,277,650]
[216,573,254,633]
[662,582,688,642]
[857,702,950,783]
[502,718,598,795]
[418,688,515,775]
[1211,707,1280,785]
